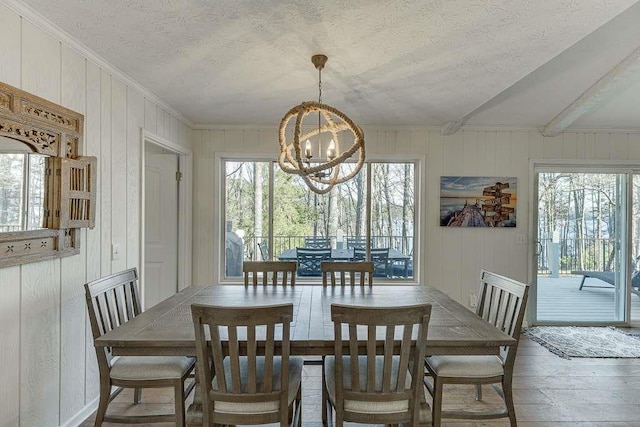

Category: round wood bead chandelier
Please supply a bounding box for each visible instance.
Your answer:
[278,54,365,194]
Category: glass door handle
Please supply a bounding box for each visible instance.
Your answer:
[535,241,543,256]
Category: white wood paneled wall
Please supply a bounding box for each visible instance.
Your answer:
[192,127,640,305]
[0,3,192,426]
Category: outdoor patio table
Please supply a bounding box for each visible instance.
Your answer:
[278,247,412,277]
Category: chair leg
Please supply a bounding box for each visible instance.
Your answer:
[174,380,185,427]
[94,381,111,427]
[475,383,482,400]
[133,387,142,404]
[322,361,328,426]
[431,376,443,427]
[297,384,302,427]
[502,378,517,427]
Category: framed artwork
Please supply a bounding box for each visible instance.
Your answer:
[440,176,517,227]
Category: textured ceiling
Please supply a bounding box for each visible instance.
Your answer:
[18,0,640,129]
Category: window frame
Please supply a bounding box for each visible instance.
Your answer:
[216,152,424,284]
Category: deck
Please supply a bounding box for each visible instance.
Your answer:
[536,274,640,323]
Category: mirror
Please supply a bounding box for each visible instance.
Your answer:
[0,80,95,267]
[0,136,47,232]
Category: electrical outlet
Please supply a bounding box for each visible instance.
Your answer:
[112,243,121,260]
[469,293,477,308]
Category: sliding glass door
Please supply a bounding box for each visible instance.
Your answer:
[534,168,629,324]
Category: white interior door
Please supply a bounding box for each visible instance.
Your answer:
[144,149,179,309]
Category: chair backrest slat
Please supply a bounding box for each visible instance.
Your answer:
[227,326,242,393]
[247,325,257,394]
[243,261,296,287]
[322,261,374,287]
[330,303,432,423]
[382,326,394,393]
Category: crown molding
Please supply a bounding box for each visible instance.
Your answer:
[0,0,194,128]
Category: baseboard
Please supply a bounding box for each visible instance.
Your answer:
[59,395,99,427]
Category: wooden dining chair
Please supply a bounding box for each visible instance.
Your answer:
[322,303,432,426]
[243,261,297,286]
[296,247,332,276]
[321,261,374,287]
[191,303,303,426]
[84,268,195,426]
[423,270,530,426]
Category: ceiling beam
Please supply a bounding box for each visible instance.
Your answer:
[441,111,475,136]
[542,45,640,137]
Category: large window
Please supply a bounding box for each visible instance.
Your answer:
[223,160,416,281]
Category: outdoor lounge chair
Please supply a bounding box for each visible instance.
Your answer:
[572,270,640,297]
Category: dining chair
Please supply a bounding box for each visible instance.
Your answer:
[321,261,374,287]
[191,303,303,426]
[258,240,269,261]
[354,247,390,277]
[304,236,331,248]
[346,236,366,249]
[423,269,530,426]
[243,261,297,286]
[322,303,432,426]
[296,247,332,276]
[84,268,195,426]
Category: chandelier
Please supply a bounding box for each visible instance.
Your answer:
[278,54,365,194]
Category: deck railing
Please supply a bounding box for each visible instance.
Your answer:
[241,235,414,262]
[537,237,635,275]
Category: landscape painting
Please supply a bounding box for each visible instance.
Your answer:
[440,176,517,227]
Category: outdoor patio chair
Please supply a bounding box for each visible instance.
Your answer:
[346,236,366,249]
[323,303,432,426]
[423,270,529,426]
[354,247,390,277]
[296,247,331,276]
[243,261,297,286]
[573,266,640,297]
[321,261,374,287]
[392,248,414,278]
[191,303,303,426]
[258,241,269,261]
[85,268,196,426]
[305,236,331,248]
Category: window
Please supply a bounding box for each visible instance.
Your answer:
[223,160,416,280]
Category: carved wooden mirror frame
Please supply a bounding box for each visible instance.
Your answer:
[0,81,96,267]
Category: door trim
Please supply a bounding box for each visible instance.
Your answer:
[140,129,192,305]
[528,158,639,326]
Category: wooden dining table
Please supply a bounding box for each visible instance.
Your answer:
[96,284,514,426]
[96,284,514,356]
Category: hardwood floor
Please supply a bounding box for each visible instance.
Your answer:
[80,335,640,426]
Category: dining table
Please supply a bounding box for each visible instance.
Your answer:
[96,284,514,425]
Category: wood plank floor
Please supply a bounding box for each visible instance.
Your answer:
[537,275,640,322]
[80,333,640,426]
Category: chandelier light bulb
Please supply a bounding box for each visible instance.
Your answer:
[327,139,336,161]
[305,140,312,159]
